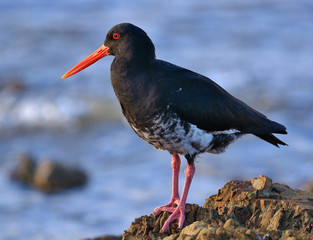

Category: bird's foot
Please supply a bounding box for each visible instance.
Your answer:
[160,204,185,233]
[153,198,180,216]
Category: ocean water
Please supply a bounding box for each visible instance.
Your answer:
[0,0,313,239]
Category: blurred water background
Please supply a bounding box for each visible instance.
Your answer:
[0,0,313,239]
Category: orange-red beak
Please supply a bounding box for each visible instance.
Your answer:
[62,45,110,79]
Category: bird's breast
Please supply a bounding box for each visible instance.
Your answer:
[130,112,215,155]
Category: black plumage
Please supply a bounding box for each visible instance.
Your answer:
[62,23,287,232]
[105,24,286,148]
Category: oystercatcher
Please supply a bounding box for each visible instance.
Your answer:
[62,23,287,232]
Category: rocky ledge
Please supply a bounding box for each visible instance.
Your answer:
[87,175,313,240]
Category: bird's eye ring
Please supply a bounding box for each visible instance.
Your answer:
[113,33,120,39]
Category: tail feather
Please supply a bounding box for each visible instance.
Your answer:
[254,133,288,147]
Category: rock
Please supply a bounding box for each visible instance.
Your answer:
[87,175,313,240]
[11,154,87,193]
[223,218,239,230]
[122,205,217,240]
[195,227,216,240]
[0,76,26,93]
[10,154,36,183]
[245,229,261,240]
[215,227,228,239]
[304,180,313,193]
[32,159,87,192]
[234,227,248,240]
[177,221,207,239]
[268,208,284,230]
[281,229,293,238]
[83,236,122,240]
[163,234,179,240]
[251,175,272,191]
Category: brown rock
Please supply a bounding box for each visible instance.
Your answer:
[88,176,313,240]
[177,221,207,239]
[281,229,293,238]
[11,154,87,193]
[223,218,239,230]
[234,206,252,224]
[251,175,272,191]
[268,208,284,230]
[203,176,313,238]
[0,76,26,93]
[260,208,276,229]
[83,236,122,240]
[163,234,179,240]
[245,229,261,240]
[176,236,192,240]
[33,160,87,192]
[304,180,313,193]
[215,227,228,239]
[195,227,215,240]
[10,154,36,183]
[234,227,248,240]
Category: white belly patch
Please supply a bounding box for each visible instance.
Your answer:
[130,113,215,155]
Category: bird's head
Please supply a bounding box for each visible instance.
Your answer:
[62,23,155,79]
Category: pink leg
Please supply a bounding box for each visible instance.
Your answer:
[160,163,195,232]
[154,154,181,215]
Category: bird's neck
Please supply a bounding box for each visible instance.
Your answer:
[110,56,157,120]
[110,54,155,81]
[110,56,153,99]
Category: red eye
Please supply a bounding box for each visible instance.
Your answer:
[113,33,120,39]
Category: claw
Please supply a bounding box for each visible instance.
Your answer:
[153,198,180,216]
[160,205,185,232]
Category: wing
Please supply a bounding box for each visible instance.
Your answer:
[155,61,287,135]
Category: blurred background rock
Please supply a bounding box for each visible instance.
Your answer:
[0,1,312,239]
[10,154,87,192]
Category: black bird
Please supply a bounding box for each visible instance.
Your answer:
[62,23,287,232]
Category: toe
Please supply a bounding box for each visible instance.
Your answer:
[159,206,185,233]
[178,211,185,228]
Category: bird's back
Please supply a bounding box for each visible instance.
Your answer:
[151,60,287,146]
[111,58,287,150]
